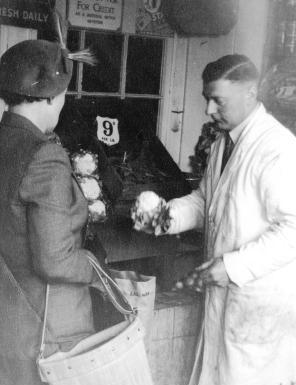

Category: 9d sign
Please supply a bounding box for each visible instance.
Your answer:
[96,116,119,146]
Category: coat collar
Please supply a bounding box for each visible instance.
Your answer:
[0,111,48,142]
[208,103,268,213]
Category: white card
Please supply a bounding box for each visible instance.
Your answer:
[96,116,119,146]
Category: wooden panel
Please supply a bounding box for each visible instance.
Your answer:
[0,25,37,57]
[0,25,37,121]
[159,35,188,165]
[147,291,202,385]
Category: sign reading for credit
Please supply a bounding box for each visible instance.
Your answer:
[96,116,119,146]
[68,0,122,31]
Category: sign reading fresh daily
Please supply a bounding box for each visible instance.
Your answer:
[0,0,50,29]
[68,0,122,31]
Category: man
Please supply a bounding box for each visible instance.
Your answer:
[0,39,105,385]
[147,54,296,384]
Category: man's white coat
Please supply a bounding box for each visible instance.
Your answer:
[168,104,296,385]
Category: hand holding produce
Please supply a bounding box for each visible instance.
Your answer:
[173,268,204,293]
[131,191,171,235]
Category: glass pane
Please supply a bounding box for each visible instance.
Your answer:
[82,32,123,93]
[126,36,163,95]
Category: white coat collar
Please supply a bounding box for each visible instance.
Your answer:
[208,103,268,214]
[229,102,261,145]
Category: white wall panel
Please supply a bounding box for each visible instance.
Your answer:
[0,25,37,120]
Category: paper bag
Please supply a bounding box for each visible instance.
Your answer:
[109,269,156,345]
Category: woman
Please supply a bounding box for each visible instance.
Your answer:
[0,39,104,385]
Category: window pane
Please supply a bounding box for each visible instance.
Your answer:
[126,36,163,95]
[82,32,123,93]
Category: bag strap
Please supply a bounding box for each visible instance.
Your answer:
[38,255,136,361]
[38,284,50,362]
[87,254,136,316]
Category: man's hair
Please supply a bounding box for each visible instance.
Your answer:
[202,54,259,84]
[0,91,47,107]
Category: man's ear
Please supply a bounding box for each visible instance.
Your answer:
[247,82,258,100]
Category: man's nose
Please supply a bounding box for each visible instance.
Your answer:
[206,100,218,115]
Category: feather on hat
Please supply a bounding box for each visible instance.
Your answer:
[0,8,97,98]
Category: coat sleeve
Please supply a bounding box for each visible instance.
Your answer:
[224,148,296,287]
[19,142,95,284]
[166,177,206,234]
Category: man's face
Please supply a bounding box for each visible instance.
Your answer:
[203,78,256,131]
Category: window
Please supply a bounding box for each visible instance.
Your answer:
[66,29,164,97]
[49,29,165,160]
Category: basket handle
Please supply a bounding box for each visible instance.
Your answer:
[87,254,136,316]
[38,255,136,361]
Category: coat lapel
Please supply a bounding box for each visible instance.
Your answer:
[208,105,267,219]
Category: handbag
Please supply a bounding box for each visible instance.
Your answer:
[37,255,154,385]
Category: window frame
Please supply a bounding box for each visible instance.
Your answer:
[67,29,167,102]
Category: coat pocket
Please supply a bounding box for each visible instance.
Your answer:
[224,284,289,345]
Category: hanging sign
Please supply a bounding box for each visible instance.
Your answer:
[96,116,119,146]
[0,0,50,29]
[67,0,122,31]
[136,0,173,37]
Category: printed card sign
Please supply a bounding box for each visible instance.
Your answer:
[0,0,50,29]
[96,116,119,146]
[68,0,123,31]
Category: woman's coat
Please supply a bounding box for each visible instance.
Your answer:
[168,104,296,385]
[0,112,97,385]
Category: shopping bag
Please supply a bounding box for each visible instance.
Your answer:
[109,269,156,344]
[37,256,154,385]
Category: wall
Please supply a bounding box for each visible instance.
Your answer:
[0,25,37,120]
[161,0,270,171]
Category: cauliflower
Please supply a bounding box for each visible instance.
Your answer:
[79,176,102,200]
[131,191,171,235]
[72,152,97,176]
[136,191,161,213]
[89,200,106,222]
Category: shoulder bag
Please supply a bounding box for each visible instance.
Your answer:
[37,255,154,385]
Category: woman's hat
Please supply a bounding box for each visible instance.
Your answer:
[0,8,96,99]
[0,39,73,98]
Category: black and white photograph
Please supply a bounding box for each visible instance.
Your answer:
[0,1,295,385]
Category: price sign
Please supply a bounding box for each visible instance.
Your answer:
[96,116,119,146]
[68,0,123,31]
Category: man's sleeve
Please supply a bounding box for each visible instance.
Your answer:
[166,177,206,234]
[19,142,95,284]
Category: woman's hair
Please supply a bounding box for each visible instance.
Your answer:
[202,54,259,84]
[0,91,47,107]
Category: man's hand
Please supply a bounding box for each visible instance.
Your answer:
[195,257,230,290]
